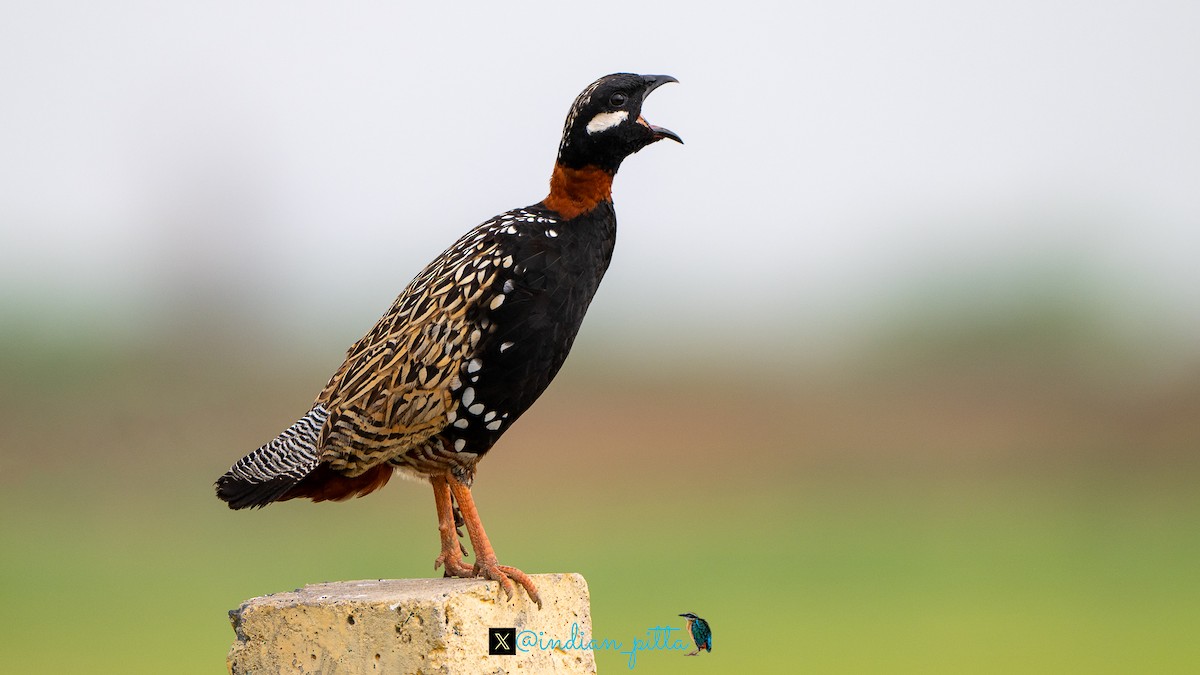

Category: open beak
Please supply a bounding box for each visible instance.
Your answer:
[648,123,683,144]
[640,74,683,144]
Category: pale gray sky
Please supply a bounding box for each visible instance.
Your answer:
[2,1,1198,350]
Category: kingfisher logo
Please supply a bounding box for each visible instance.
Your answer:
[488,627,516,655]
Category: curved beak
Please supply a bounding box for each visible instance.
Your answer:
[649,124,683,144]
[639,74,683,145]
[641,74,679,95]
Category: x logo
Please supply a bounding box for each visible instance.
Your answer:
[489,627,516,655]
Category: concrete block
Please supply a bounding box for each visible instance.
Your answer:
[227,573,595,674]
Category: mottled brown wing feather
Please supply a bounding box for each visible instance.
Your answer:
[313,231,505,476]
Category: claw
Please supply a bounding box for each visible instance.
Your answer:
[476,561,517,600]
[473,559,542,607]
[470,558,542,607]
[498,564,543,609]
[435,552,475,578]
[453,504,466,539]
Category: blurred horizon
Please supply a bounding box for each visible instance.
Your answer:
[3,311,1198,673]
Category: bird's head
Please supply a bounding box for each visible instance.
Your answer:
[556,73,682,173]
[679,612,699,621]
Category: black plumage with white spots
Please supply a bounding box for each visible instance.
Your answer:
[215,72,680,607]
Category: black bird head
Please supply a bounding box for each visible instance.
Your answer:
[679,612,700,620]
[556,73,682,173]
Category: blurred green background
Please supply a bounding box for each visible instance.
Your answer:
[3,1,1200,673]
[2,289,1197,673]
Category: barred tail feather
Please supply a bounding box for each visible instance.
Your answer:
[215,405,329,509]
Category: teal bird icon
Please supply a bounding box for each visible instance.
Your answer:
[679,612,712,655]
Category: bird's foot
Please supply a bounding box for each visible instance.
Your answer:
[434,549,475,579]
[474,557,542,609]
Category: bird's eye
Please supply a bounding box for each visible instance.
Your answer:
[609,92,628,107]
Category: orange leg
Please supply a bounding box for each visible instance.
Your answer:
[431,475,474,578]
[447,474,542,608]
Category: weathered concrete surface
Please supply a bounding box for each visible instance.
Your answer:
[227,573,595,674]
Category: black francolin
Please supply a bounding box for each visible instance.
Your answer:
[215,73,681,607]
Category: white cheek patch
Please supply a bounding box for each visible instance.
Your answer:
[585,110,629,135]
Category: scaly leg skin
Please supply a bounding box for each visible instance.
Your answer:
[447,474,543,609]
[431,475,474,578]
